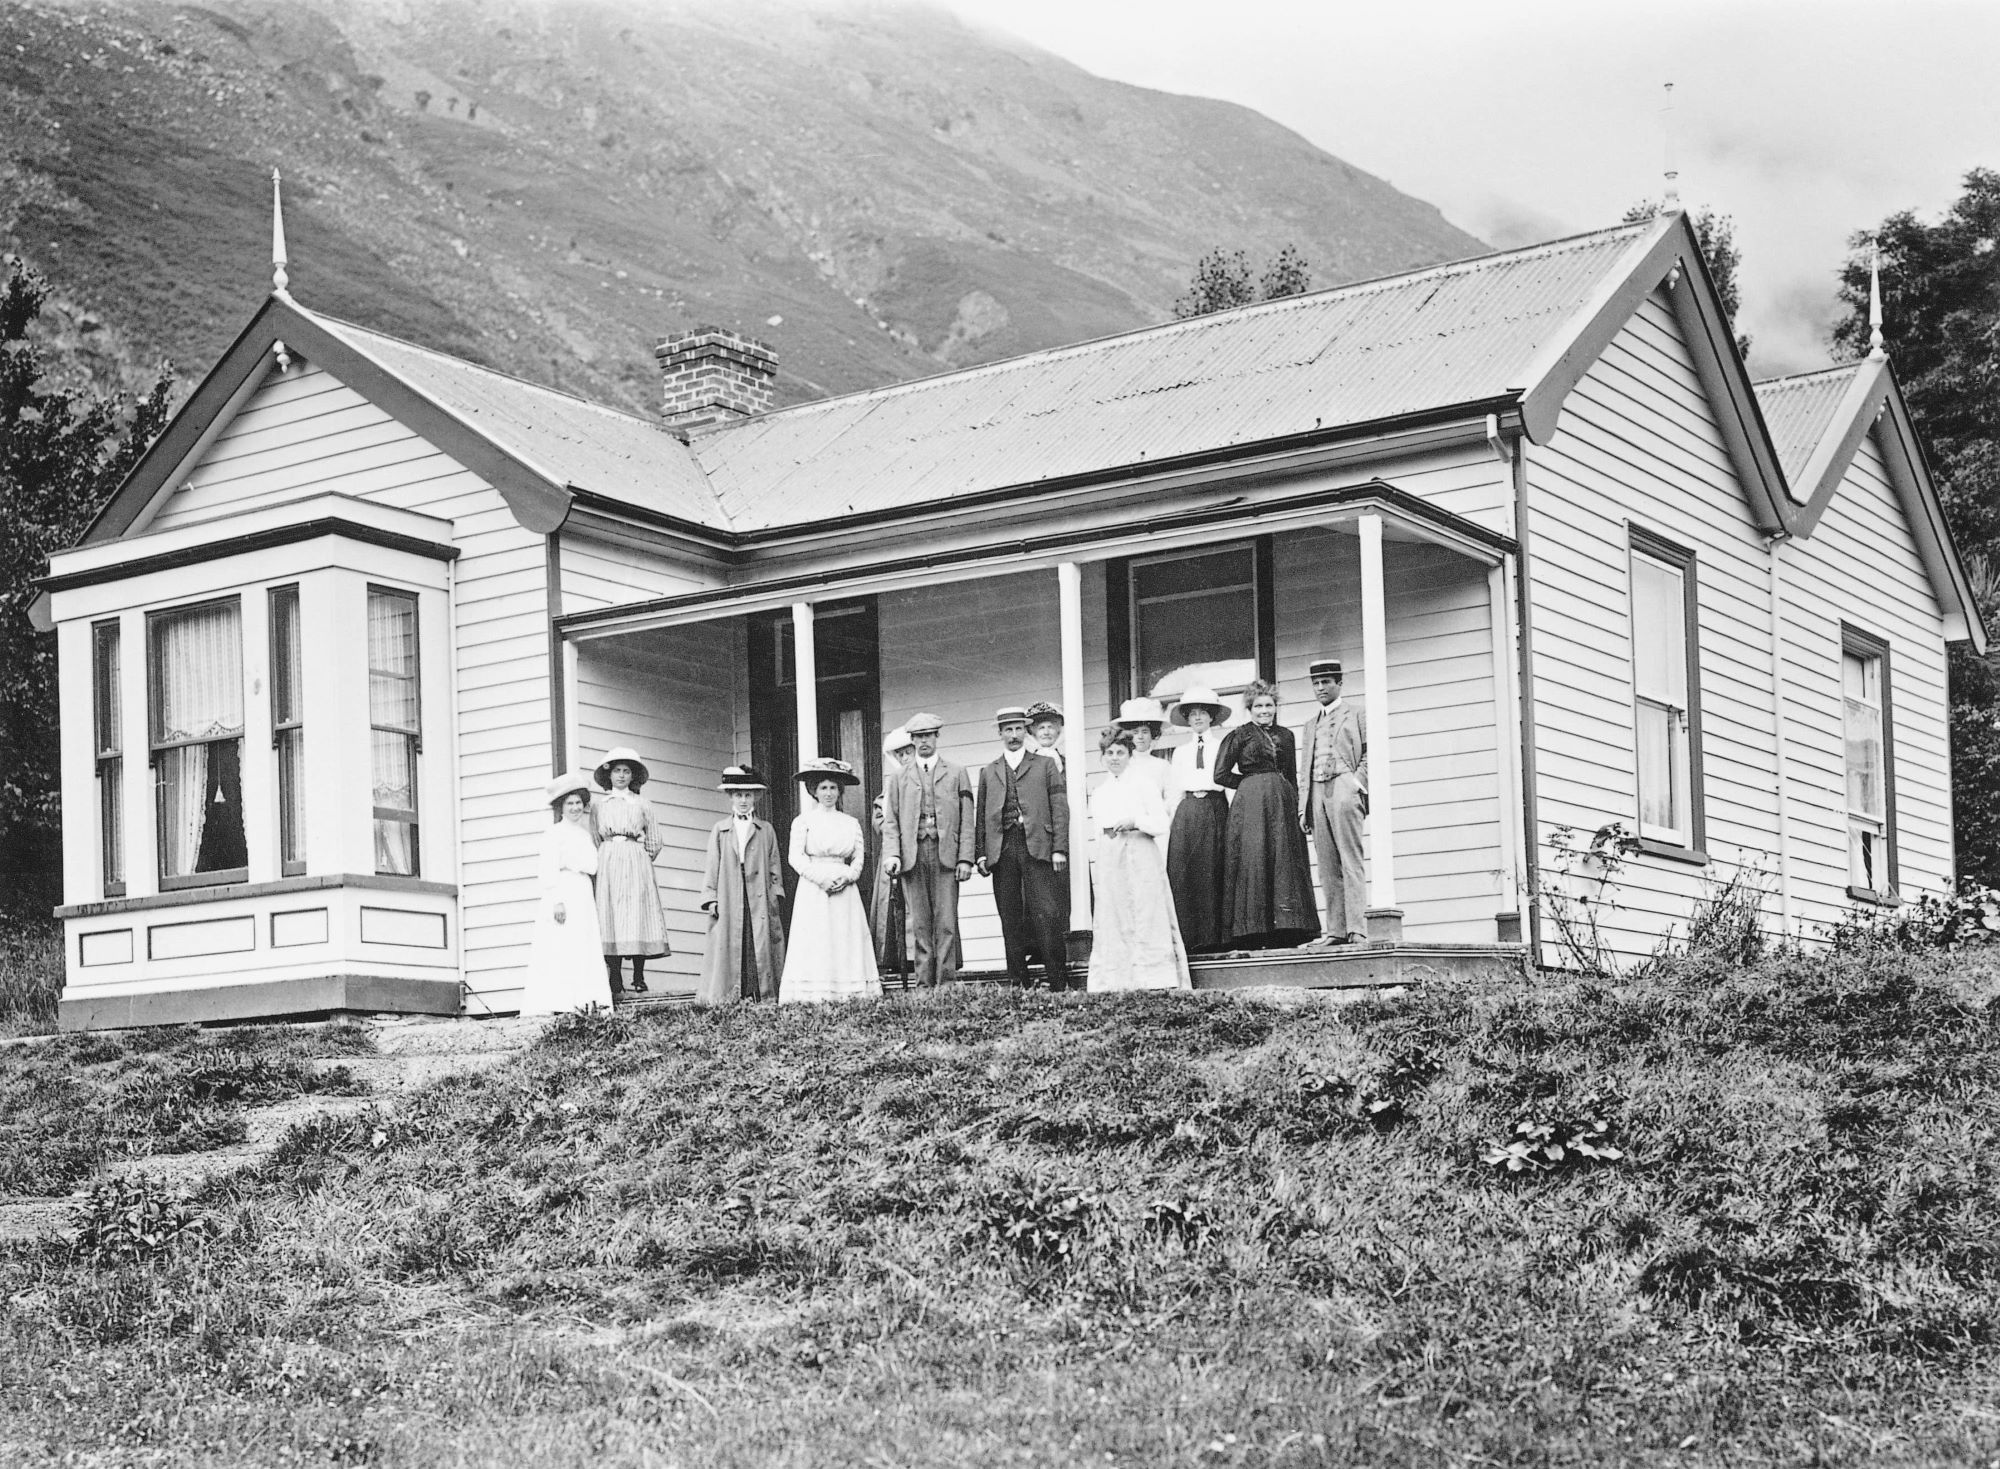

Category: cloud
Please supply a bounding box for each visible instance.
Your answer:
[1464,196,1572,250]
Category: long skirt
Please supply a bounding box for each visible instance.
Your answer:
[1166,794,1228,951]
[597,838,669,956]
[1089,832,1191,992]
[781,878,881,1004]
[522,871,615,1015]
[1222,772,1321,947]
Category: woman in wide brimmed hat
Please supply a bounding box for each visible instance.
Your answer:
[778,758,880,1004]
[1087,725,1191,993]
[521,770,615,1017]
[1165,685,1234,952]
[870,729,916,979]
[1114,696,1176,806]
[591,746,669,994]
[697,766,787,1004]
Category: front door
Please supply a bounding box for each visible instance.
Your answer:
[747,600,882,931]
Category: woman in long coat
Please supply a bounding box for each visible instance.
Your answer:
[592,746,671,994]
[779,759,881,1004]
[521,771,615,1016]
[698,766,787,1003]
[1088,727,1191,992]
[1214,679,1321,949]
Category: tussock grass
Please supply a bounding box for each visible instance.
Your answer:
[2,952,1997,1466]
[0,919,62,1038]
[0,1022,376,1197]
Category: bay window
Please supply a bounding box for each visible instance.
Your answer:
[1843,627,1897,899]
[367,586,421,876]
[93,621,123,896]
[148,598,247,887]
[1628,529,1704,855]
[270,585,305,876]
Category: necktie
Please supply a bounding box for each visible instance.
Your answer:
[1195,735,1205,771]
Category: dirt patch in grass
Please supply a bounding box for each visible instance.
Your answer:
[1,955,1996,1465]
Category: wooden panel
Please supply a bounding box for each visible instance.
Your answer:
[77,929,134,967]
[148,914,257,960]
[359,906,451,949]
[270,908,330,948]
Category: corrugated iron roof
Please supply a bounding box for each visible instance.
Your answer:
[1753,365,1861,486]
[309,311,723,526]
[690,222,1656,532]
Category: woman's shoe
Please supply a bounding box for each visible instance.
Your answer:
[629,977,649,994]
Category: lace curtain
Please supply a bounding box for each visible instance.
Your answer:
[152,602,244,879]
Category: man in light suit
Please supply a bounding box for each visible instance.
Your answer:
[1299,658,1370,945]
[975,706,1073,990]
[881,713,977,987]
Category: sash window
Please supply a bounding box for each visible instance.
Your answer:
[367,586,421,876]
[148,598,247,888]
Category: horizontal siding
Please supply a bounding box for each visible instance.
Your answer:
[1527,287,1781,963]
[1778,431,1952,938]
[139,359,551,1006]
[561,531,724,611]
[573,628,741,987]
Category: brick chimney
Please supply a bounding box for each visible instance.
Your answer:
[654,326,777,436]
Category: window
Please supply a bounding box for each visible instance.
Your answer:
[1628,530,1704,855]
[148,599,247,887]
[1129,544,1261,701]
[93,621,124,897]
[1843,627,1897,899]
[367,587,421,876]
[269,585,305,876]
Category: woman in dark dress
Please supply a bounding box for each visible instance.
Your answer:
[1214,679,1321,948]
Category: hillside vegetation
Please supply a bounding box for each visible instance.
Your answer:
[0,0,1483,412]
[2,948,1996,1466]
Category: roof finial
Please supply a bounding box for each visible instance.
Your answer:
[1660,82,1681,213]
[1867,241,1886,361]
[271,167,291,298]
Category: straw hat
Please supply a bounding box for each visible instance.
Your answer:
[883,727,915,758]
[1308,658,1345,680]
[1170,685,1232,726]
[994,705,1031,728]
[717,765,768,792]
[593,746,651,790]
[1113,696,1167,729]
[545,769,597,805]
[794,756,861,788]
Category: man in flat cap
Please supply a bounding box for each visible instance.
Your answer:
[882,713,977,986]
[975,706,1072,990]
[1300,659,1370,945]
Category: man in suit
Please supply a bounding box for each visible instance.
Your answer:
[1299,658,1370,945]
[975,706,1073,990]
[881,713,977,987]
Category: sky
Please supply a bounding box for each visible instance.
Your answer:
[937,0,2000,377]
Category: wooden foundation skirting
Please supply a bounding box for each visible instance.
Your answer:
[59,974,464,1031]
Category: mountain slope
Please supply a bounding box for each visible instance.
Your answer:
[0,0,1485,412]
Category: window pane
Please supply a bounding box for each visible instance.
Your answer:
[270,587,302,725]
[150,602,243,745]
[277,727,306,870]
[367,590,420,731]
[156,738,246,879]
[100,757,123,891]
[1134,549,1258,700]
[94,624,121,756]
[1850,823,1882,891]
[1631,554,1686,706]
[371,730,416,815]
[1846,693,1884,818]
[1636,699,1678,835]
[374,820,417,877]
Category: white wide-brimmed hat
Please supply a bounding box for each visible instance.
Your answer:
[794,757,861,788]
[1114,696,1167,729]
[883,727,915,758]
[546,769,597,804]
[1170,685,1232,726]
[594,746,651,790]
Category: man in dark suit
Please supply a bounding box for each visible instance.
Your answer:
[975,706,1073,990]
[881,713,977,987]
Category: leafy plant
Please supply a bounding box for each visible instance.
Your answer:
[1481,1093,1626,1174]
[1825,883,2000,954]
[1539,823,1641,978]
[60,1176,210,1265]
[979,1175,1098,1268]
[1663,860,1771,966]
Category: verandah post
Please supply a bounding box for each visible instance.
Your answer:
[792,601,818,764]
[1057,562,1092,934]
[1358,514,1401,940]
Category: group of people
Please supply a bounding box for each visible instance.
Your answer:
[518,658,1370,1014]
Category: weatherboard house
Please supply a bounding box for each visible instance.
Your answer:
[34,209,1984,1029]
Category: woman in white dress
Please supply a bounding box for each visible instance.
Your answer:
[778,758,882,1004]
[1113,696,1177,808]
[522,771,616,1016]
[1088,726,1192,993]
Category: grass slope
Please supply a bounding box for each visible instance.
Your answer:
[2,950,1997,1466]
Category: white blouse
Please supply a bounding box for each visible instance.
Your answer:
[1167,730,1228,797]
[1090,764,1173,841]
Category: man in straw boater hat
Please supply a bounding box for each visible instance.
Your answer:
[974,706,1074,991]
[697,766,786,1004]
[881,712,976,987]
[1299,658,1370,946]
